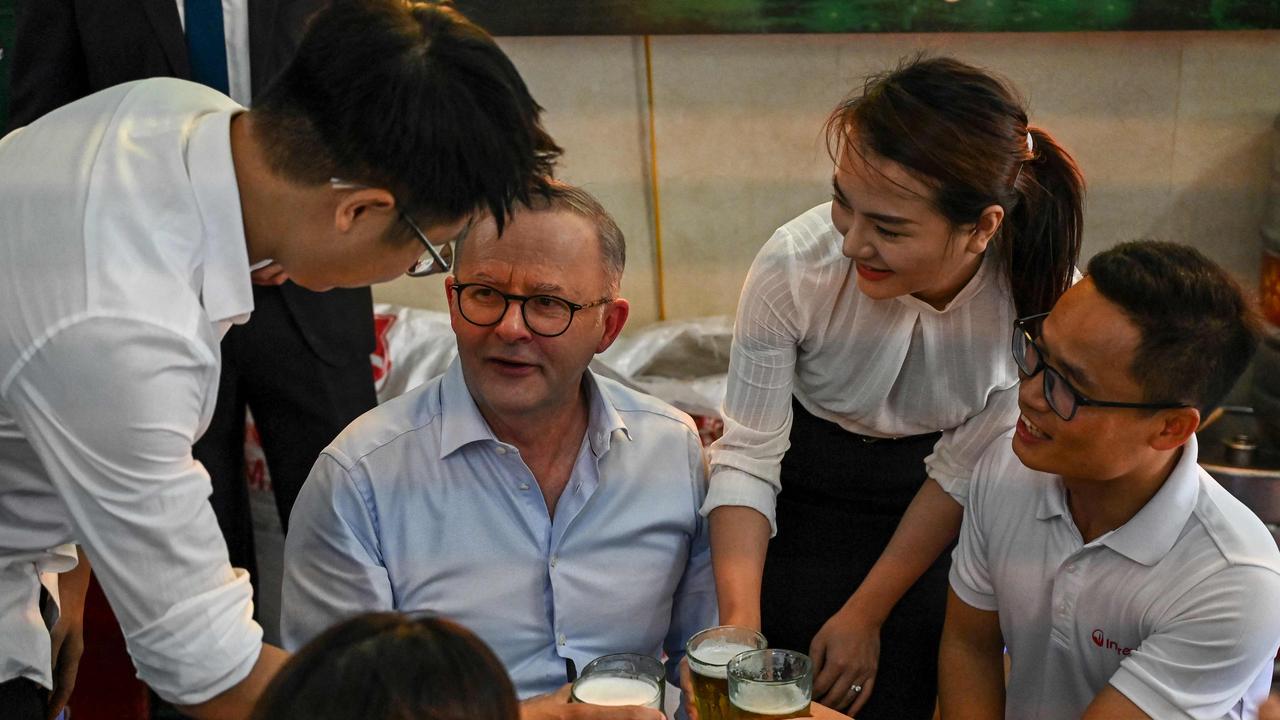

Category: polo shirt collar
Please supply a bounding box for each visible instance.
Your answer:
[1036,472,1070,521]
[1036,436,1201,565]
[188,108,254,326]
[1099,435,1200,565]
[438,358,630,459]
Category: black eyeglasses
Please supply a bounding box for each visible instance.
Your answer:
[452,281,612,338]
[400,211,454,277]
[1012,312,1190,421]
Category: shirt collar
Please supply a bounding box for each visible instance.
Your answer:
[894,249,994,315]
[582,370,631,458]
[1099,435,1201,565]
[188,108,253,326]
[1036,472,1070,521]
[438,359,631,460]
[1036,435,1202,565]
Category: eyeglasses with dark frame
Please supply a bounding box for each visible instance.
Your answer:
[451,281,613,338]
[330,178,455,277]
[1011,312,1190,421]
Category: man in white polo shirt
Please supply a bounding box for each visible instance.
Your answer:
[940,241,1280,720]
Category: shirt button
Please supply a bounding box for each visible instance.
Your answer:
[1059,604,1068,615]
[496,447,507,455]
[557,633,567,646]
[550,555,558,568]
[1066,563,1077,573]
[518,483,530,491]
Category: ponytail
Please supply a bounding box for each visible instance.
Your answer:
[1001,126,1085,317]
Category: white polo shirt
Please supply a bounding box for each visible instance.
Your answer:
[0,79,260,704]
[951,432,1280,720]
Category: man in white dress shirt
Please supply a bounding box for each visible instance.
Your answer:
[940,241,1280,720]
[0,2,559,718]
[282,182,716,720]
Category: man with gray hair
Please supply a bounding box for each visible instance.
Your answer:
[282,181,715,720]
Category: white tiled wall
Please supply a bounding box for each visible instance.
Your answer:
[374,31,1280,326]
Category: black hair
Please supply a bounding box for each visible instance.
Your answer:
[1087,240,1261,414]
[827,54,1085,318]
[252,0,562,232]
[251,612,519,720]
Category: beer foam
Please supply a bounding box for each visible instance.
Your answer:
[689,641,758,679]
[731,683,810,716]
[572,676,660,707]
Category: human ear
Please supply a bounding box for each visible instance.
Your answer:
[595,298,631,354]
[1150,407,1201,451]
[964,204,1005,255]
[334,187,396,233]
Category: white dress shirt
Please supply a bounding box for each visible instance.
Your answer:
[951,433,1280,720]
[704,202,1021,533]
[282,359,717,698]
[175,0,252,106]
[0,78,261,703]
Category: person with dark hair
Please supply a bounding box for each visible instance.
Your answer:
[251,612,520,720]
[7,7,386,714]
[941,240,1280,719]
[704,55,1085,719]
[0,2,560,718]
[281,181,712,720]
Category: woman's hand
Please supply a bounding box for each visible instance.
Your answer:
[809,605,881,717]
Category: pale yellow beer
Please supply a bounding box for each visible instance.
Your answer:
[727,649,812,720]
[727,683,811,720]
[686,627,768,720]
[571,675,662,709]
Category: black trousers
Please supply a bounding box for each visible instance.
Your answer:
[0,677,48,720]
[761,399,949,720]
[193,286,377,587]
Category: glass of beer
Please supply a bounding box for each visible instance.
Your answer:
[726,649,812,720]
[571,653,664,710]
[686,626,768,720]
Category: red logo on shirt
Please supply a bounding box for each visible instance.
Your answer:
[1091,628,1133,656]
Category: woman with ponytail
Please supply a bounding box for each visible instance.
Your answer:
[704,56,1084,719]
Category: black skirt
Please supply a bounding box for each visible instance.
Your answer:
[761,398,950,720]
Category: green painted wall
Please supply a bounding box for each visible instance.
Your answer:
[0,0,12,131]
[457,0,1280,35]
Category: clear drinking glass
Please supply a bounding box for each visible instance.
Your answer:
[685,626,769,720]
[570,653,664,710]
[726,649,813,720]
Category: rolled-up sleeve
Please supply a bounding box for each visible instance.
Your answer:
[3,317,261,705]
[281,451,394,651]
[703,233,803,536]
[925,382,1020,505]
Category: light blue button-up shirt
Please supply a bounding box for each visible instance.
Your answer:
[282,359,716,697]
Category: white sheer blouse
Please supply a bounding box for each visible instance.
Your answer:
[703,202,1022,534]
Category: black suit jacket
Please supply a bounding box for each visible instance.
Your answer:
[7,0,374,363]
